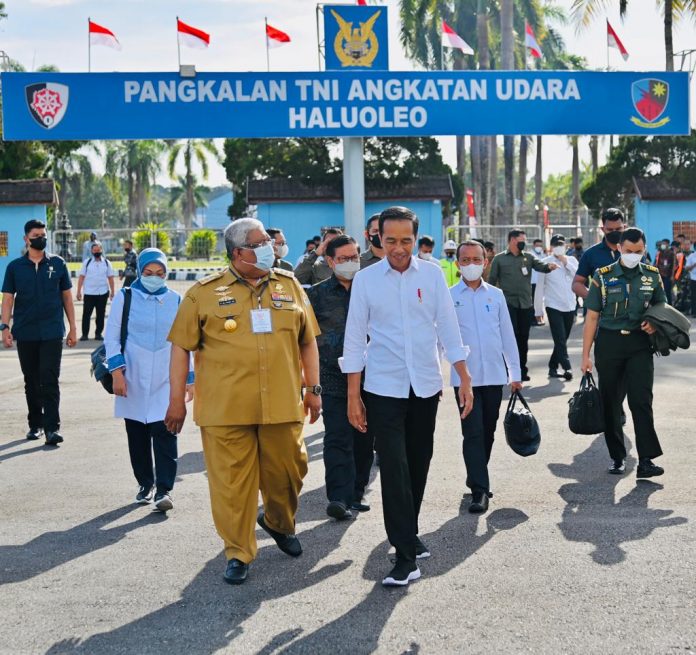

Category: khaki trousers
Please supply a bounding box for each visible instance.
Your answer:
[200,422,307,563]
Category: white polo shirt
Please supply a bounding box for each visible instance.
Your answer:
[79,256,115,295]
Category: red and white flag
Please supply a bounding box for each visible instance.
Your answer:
[525,22,542,59]
[177,18,210,50]
[607,20,629,61]
[89,20,121,50]
[357,0,367,4]
[441,21,474,55]
[266,22,291,48]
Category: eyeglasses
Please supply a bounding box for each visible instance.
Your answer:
[242,238,272,250]
[334,256,359,264]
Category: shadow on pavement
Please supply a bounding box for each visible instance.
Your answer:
[272,504,529,655]
[0,443,55,463]
[0,505,165,585]
[0,438,30,453]
[45,486,360,655]
[549,436,687,565]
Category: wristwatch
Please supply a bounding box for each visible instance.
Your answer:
[0,323,9,331]
[306,384,322,396]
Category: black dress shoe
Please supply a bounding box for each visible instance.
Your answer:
[326,501,353,521]
[257,512,302,557]
[548,368,562,378]
[26,428,43,441]
[636,458,664,478]
[469,491,490,514]
[563,370,573,381]
[223,558,248,585]
[608,459,626,474]
[350,501,371,512]
[45,431,64,446]
[80,335,89,341]
[522,374,531,382]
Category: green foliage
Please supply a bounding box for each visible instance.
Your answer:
[581,131,696,220]
[68,176,129,229]
[131,222,171,254]
[185,229,217,260]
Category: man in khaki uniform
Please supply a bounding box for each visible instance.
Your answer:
[165,218,322,586]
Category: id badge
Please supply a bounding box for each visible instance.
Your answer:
[251,308,273,333]
[521,266,529,276]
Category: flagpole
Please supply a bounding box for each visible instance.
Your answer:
[606,20,610,72]
[87,16,91,72]
[265,17,270,72]
[176,16,181,69]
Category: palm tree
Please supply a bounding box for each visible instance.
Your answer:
[169,176,209,225]
[167,139,219,228]
[570,136,581,220]
[500,0,515,218]
[44,142,99,213]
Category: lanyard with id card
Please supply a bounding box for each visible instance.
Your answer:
[251,308,273,333]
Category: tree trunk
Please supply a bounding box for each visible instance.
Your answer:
[518,136,528,211]
[488,136,498,224]
[535,135,542,225]
[665,0,674,71]
[589,136,599,177]
[474,1,491,223]
[571,137,580,221]
[471,137,482,224]
[500,0,515,218]
[185,172,196,229]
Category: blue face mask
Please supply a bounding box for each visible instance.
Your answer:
[251,243,276,271]
[140,275,166,293]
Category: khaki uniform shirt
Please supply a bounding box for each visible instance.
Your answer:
[360,249,382,269]
[488,250,553,309]
[168,266,320,426]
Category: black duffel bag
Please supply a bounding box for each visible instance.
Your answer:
[90,288,132,394]
[568,372,605,435]
[503,390,541,457]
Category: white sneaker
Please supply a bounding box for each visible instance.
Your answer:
[382,562,421,587]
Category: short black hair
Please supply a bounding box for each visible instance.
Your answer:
[124,239,133,246]
[24,219,46,234]
[456,240,486,259]
[483,241,495,251]
[507,229,526,241]
[378,206,419,236]
[550,234,566,246]
[601,208,625,224]
[575,238,583,244]
[677,233,687,240]
[418,235,435,248]
[671,240,680,248]
[533,238,543,245]
[326,234,357,258]
[366,213,380,231]
[313,235,321,242]
[661,238,671,244]
[267,228,283,239]
[305,239,315,248]
[323,227,343,239]
[620,227,645,245]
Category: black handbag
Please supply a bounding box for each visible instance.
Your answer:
[568,372,605,435]
[503,390,541,457]
[90,288,132,394]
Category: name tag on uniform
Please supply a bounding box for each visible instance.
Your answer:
[521,267,528,276]
[251,308,273,333]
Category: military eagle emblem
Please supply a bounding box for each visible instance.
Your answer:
[331,9,381,68]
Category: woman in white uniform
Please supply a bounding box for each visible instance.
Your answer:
[105,248,193,511]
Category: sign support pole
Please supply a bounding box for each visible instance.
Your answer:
[342,137,365,243]
[87,17,91,72]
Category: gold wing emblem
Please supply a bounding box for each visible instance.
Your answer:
[331,9,381,68]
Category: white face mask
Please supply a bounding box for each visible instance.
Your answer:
[460,263,484,282]
[620,252,643,269]
[277,244,289,259]
[552,246,566,257]
[534,247,544,255]
[334,261,360,280]
[419,252,433,261]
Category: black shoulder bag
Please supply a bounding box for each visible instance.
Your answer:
[90,288,132,394]
[567,372,605,435]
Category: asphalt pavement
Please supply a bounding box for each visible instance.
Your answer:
[1,307,695,655]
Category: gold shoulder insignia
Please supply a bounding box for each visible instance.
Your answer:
[198,271,225,286]
[644,264,659,273]
[275,268,295,278]
[597,265,613,274]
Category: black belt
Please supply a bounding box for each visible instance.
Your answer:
[599,327,643,336]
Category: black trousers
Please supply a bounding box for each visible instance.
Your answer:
[546,307,575,371]
[364,388,439,564]
[124,419,178,493]
[322,394,374,506]
[690,280,696,317]
[661,275,673,305]
[595,329,662,461]
[454,385,503,495]
[507,305,533,377]
[82,292,109,338]
[16,339,63,433]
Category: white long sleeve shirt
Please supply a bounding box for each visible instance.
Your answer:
[449,280,521,387]
[534,254,578,314]
[341,256,469,399]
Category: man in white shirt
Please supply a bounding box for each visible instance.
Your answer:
[534,234,579,380]
[342,206,474,587]
[451,241,522,514]
[77,241,115,341]
[685,249,696,317]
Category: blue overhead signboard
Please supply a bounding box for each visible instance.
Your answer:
[1,70,689,141]
[323,4,389,71]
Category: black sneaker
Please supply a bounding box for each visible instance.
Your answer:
[608,459,626,475]
[44,431,64,446]
[26,428,43,441]
[136,486,154,504]
[94,334,103,341]
[522,374,531,382]
[382,560,421,587]
[469,491,490,514]
[563,370,573,381]
[415,536,431,560]
[154,491,173,512]
[636,458,664,479]
[80,335,89,341]
[257,512,302,557]
[548,368,562,378]
[350,501,371,512]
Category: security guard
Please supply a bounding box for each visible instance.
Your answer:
[581,227,666,479]
[1,219,77,445]
[165,217,321,586]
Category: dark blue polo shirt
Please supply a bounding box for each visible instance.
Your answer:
[576,239,621,281]
[1,252,72,341]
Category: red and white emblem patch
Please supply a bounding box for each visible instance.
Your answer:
[25,83,69,129]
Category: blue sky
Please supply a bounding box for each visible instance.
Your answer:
[2,0,694,186]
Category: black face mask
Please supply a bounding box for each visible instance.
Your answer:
[124,247,132,253]
[93,252,103,258]
[605,231,622,245]
[575,245,583,250]
[370,234,382,249]
[29,236,47,251]
[517,241,526,251]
